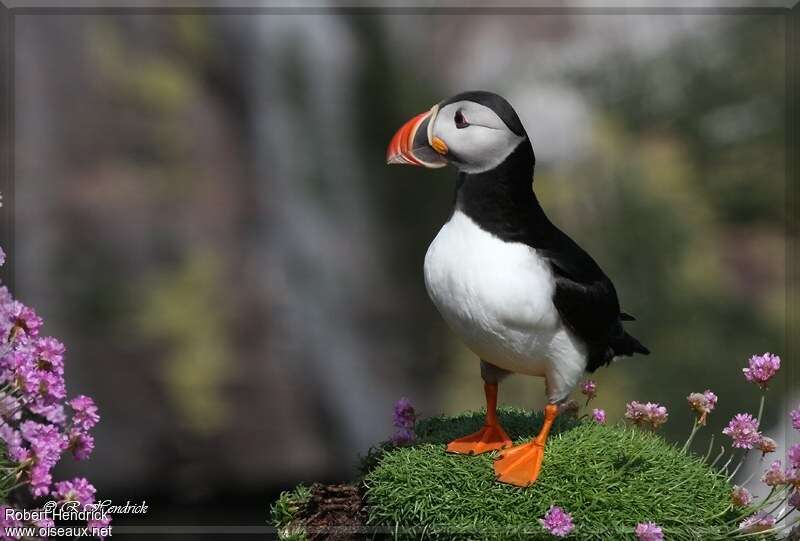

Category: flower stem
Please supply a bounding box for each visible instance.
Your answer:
[682,418,701,453]
[710,445,726,469]
[727,450,750,482]
[739,464,760,487]
[762,487,791,517]
[721,453,736,474]
[756,393,765,426]
[704,434,716,462]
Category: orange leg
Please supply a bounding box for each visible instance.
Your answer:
[493,403,559,487]
[446,383,512,455]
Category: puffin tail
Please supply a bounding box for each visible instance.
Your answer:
[587,331,650,372]
[612,332,650,357]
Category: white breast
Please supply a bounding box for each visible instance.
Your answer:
[423,210,587,400]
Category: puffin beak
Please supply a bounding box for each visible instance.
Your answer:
[386,106,448,168]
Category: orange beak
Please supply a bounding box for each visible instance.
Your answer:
[386,108,448,168]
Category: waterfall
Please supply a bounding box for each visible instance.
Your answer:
[243,13,391,459]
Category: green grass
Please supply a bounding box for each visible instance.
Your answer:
[363,408,736,540]
[271,484,312,541]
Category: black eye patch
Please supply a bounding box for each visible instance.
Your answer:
[454,110,468,129]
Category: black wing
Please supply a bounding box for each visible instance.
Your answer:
[541,231,649,372]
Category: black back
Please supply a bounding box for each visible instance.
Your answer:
[455,135,649,371]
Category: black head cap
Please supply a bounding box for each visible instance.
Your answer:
[439,91,526,137]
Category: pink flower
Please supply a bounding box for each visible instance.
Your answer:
[0,424,25,463]
[722,413,761,449]
[31,510,54,529]
[0,505,21,535]
[31,336,65,375]
[52,477,96,507]
[789,490,800,510]
[29,402,66,426]
[391,428,414,446]
[634,522,663,541]
[791,407,800,431]
[787,468,800,489]
[89,513,112,539]
[757,436,777,456]
[7,302,43,341]
[739,512,775,534]
[625,401,668,429]
[743,353,780,390]
[0,243,104,510]
[790,443,800,470]
[687,390,717,425]
[67,428,95,461]
[731,485,752,507]
[591,408,606,424]
[18,419,67,498]
[762,460,787,487]
[20,420,66,467]
[580,380,596,400]
[28,463,52,497]
[539,506,574,538]
[69,395,100,431]
[9,346,66,405]
[391,397,415,445]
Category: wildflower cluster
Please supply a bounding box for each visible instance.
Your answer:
[739,512,775,534]
[580,380,596,403]
[634,521,664,541]
[0,246,108,537]
[539,505,574,538]
[742,352,780,390]
[718,352,799,538]
[624,401,668,429]
[731,485,752,507]
[590,408,605,425]
[686,389,717,425]
[722,413,761,449]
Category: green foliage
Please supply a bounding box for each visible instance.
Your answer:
[364,408,734,540]
[270,484,312,541]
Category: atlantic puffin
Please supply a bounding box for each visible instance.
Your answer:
[386,91,649,487]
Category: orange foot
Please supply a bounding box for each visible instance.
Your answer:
[446,424,512,455]
[493,440,546,487]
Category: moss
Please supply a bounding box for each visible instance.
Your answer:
[364,408,735,540]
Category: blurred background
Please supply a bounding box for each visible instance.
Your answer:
[0,6,790,531]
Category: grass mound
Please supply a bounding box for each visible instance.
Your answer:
[363,408,734,540]
[271,408,737,540]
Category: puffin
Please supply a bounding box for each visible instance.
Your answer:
[386,91,649,487]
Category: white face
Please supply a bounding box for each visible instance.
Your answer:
[429,101,526,174]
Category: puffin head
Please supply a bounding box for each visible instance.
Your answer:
[386,91,528,174]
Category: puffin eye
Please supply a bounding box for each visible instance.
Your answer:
[454,110,468,129]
